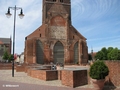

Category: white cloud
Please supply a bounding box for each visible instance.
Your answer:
[71,0,84,20]
[0,0,120,54]
[0,0,42,54]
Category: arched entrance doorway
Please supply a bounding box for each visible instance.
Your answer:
[36,40,44,64]
[54,41,64,64]
[74,42,78,64]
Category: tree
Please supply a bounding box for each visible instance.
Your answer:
[95,47,120,60]
[107,52,112,60]
[88,54,92,60]
[118,50,120,60]
[2,51,13,63]
[107,47,114,60]
[8,54,13,62]
[2,51,9,61]
[95,51,104,60]
[107,47,114,53]
[101,47,107,60]
[109,48,119,60]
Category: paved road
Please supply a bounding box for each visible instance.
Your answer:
[0,80,93,90]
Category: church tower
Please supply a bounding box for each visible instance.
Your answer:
[24,0,88,65]
[42,0,71,24]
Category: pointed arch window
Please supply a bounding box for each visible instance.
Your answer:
[36,40,44,64]
[74,42,78,64]
[53,41,64,64]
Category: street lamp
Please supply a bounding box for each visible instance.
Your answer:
[6,5,24,77]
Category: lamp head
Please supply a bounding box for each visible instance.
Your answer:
[19,9,24,19]
[6,8,12,18]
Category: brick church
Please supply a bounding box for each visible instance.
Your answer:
[24,0,88,65]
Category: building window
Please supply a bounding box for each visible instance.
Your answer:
[5,45,9,48]
[73,36,74,39]
[53,0,56,2]
[60,0,63,2]
[1,45,4,47]
[40,34,41,37]
[25,37,27,40]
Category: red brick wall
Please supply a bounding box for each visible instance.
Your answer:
[16,65,25,72]
[50,16,65,26]
[88,61,120,87]
[0,63,14,70]
[46,71,58,80]
[31,69,46,80]
[61,70,88,88]
[27,68,31,76]
[26,68,58,81]
[105,61,120,87]
[61,70,73,87]
[25,66,31,73]
[73,70,88,87]
[27,24,46,38]
[58,70,62,80]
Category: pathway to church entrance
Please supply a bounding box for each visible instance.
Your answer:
[0,68,119,90]
[0,70,93,90]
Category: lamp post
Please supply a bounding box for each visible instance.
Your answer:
[6,5,24,77]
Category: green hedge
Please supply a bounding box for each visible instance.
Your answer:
[89,61,109,80]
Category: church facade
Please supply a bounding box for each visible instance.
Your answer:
[24,0,88,65]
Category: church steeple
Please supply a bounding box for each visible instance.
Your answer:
[91,46,93,60]
[42,0,71,24]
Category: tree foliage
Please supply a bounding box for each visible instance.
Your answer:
[2,51,13,62]
[88,54,92,60]
[2,51,9,60]
[89,61,109,80]
[95,51,104,60]
[8,54,13,62]
[95,47,120,60]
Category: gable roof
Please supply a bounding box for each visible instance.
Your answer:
[0,38,11,44]
[70,26,87,40]
[0,40,3,44]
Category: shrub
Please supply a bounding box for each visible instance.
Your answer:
[2,51,9,61]
[89,61,109,80]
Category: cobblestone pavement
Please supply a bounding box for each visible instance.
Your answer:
[0,70,120,90]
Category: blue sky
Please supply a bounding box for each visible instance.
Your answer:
[0,0,120,54]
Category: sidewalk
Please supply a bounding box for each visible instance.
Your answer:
[0,70,92,90]
[0,80,94,90]
[0,70,119,90]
